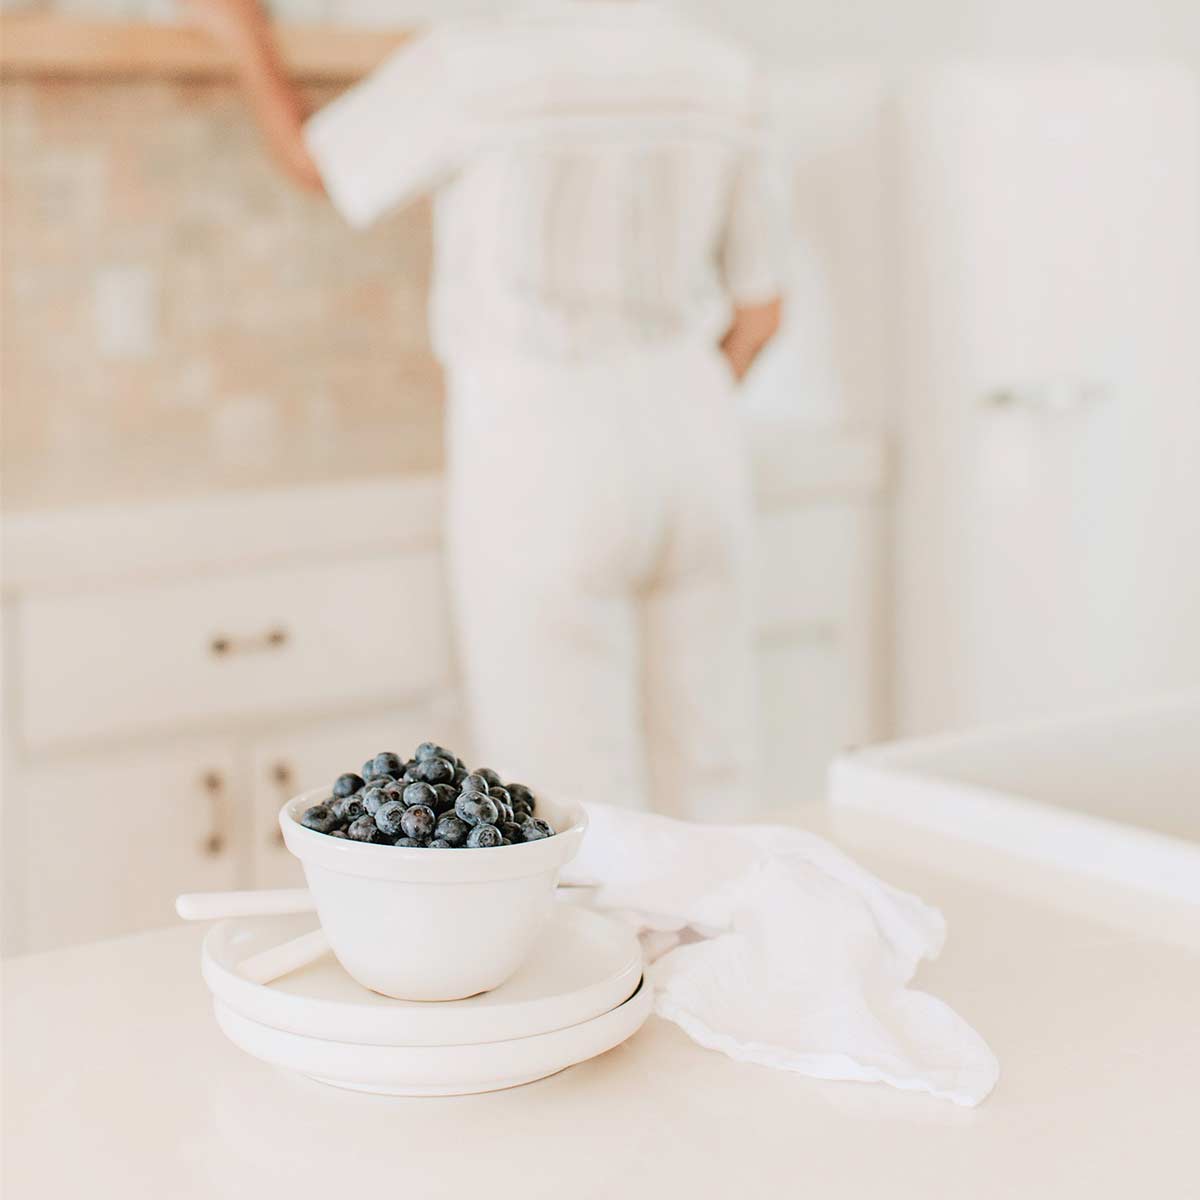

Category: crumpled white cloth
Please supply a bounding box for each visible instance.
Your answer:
[560,804,999,1106]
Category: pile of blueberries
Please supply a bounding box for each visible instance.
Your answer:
[298,742,555,849]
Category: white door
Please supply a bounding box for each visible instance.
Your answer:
[251,708,464,889]
[20,743,240,952]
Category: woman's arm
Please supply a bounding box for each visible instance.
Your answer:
[185,0,324,192]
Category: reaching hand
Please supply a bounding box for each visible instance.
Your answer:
[181,0,325,195]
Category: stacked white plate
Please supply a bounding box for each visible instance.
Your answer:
[202,903,649,1095]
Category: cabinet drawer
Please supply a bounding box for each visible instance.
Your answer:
[17,553,452,750]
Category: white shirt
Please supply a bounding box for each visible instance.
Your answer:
[306,3,784,364]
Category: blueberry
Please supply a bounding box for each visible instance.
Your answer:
[329,829,349,839]
[414,742,447,762]
[476,767,502,789]
[362,759,381,781]
[374,800,407,838]
[432,783,458,814]
[455,792,499,827]
[333,773,365,799]
[500,821,524,842]
[393,837,425,848]
[489,785,511,804]
[300,804,340,833]
[347,814,389,843]
[467,823,503,848]
[453,766,468,785]
[401,804,436,840]
[334,795,366,822]
[462,773,491,795]
[403,781,436,809]
[382,780,407,802]
[427,838,453,849]
[434,813,470,846]
[521,817,554,842]
[372,751,404,777]
[507,783,534,806]
[361,786,389,816]
[416,757,455,785]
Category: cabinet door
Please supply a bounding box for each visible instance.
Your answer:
[251,708,463,890]
[20,743,240,952]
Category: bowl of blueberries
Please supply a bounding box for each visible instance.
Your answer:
[280,742,587,1001]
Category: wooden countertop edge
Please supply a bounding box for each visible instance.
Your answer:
[0,13,409,82]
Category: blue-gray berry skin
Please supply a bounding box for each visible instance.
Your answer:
[393,837,425,848]
[362,759,382,782]
[403,781,436,809]
[476,767,502,789]
[401,804,436,840]
[453,765,468,786]
[334,795,366,822]
[415,742,448,762]
[455,792,499,828]
[427,838,453,849]
[489,785,511,805]
[372,752,403,777]
[374,800,407,838]
[507,783,534,806]
[432,783,458,814]
[467,823,503,848]
[434,813,470,846]
[300,804,340,833]
[500,821,524,842]
[462,773,491,796]
[347,814,389,843]
[521,817,554,842]
[415,756,454,785]
[332,773,364,799]
[329,829,349,838]
[361,786,389,816]
[382,781,407,802]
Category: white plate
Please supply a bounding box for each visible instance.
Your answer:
[202,904,642,1047]
[213,978,652,1096]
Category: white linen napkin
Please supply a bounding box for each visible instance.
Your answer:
[561,804,999,1106]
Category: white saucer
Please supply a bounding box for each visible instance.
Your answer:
[202,904,643,1047]
[214,979,652,1096]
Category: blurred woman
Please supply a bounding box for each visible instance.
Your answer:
[194,0,784,817]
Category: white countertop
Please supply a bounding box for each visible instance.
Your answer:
[0,423,885,594]
[5,810,1197,1200]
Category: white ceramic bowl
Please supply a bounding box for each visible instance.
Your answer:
[279,787,587,1001]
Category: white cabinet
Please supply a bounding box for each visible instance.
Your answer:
[19,743,241,952]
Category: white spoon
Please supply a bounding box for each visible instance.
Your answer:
[175,888,315,921]
[176,888,328,985]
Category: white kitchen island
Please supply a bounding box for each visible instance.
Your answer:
[5,810,1198,1200]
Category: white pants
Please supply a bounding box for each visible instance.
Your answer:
[445,346,756,819]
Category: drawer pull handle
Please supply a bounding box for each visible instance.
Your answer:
[209,627,290,658]
[202,770,226,857]
[271,762,293,847]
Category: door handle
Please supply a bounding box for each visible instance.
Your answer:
[209,627,290,658]
[201,769,226,857]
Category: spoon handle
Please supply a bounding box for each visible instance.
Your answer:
[175,887,315,921]
[236,928,331,985]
